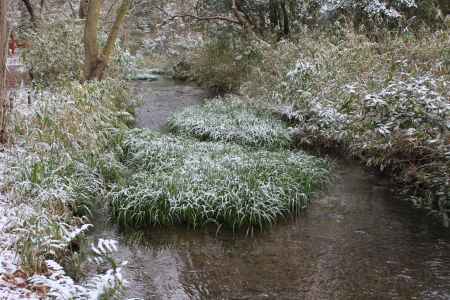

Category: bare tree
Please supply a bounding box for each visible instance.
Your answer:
[0,0,9,143]
[84,0,129,80]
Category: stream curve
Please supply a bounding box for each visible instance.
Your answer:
[91,78,450,300]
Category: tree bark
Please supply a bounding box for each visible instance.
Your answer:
[281,0,290,37]
[0,0,9,144]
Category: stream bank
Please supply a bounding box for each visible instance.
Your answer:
[92,78,450,300]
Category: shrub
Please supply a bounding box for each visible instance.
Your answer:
[21,21,83,83]
[109,129,330,232]
[12,79,133,151]
[168,97,292,149]
[187,32,263,93]
[352,75,450,224]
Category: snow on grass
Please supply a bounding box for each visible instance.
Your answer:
[109,129,330,232]
[0,146,126,299]
[0,147,42,299]
[168,97,292,149]
[0,85,128,299]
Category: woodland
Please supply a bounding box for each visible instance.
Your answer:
[0,0,449,299]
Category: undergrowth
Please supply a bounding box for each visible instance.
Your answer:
[2,78,134,297]
[240,29,450,226]
[22,20,138,85]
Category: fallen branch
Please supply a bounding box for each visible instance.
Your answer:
[162,13,242,26]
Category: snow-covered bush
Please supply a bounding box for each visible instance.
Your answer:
[353,75,449,170]
[109,129,330,232]
[28,239,126,299]
[320,0,446,30]
[247,29,450,225]
[168,97,292,149]
[22,21,139,84]
[12,79,132,151]
[22,20,84,83]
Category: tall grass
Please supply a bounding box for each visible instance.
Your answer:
[6,79,133,282]
[168,97,292,149]
[109,129,330,232]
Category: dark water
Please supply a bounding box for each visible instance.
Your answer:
[92,79,450,300]
[132,79,210,130]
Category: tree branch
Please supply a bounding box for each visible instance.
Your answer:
[102,0,129,63]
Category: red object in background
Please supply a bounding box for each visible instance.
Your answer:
[8,32,16,55]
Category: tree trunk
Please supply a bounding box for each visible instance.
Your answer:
[84,0,129,81]
[0,0,9,144]
[79,0,89,19]
[84,0,101,80]
[281,0,290,37]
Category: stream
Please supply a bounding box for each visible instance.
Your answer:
[91,78,450,300]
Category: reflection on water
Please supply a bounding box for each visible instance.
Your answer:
[91,79,450,300]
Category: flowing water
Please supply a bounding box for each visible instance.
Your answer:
[91,78,450,300]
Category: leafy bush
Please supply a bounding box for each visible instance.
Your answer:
[109,129,330,232]
[12,79,133,151]
[22,20,84,83]
[168,97,292,149]
[352,75,450,223]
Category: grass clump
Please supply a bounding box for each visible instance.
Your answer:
[168,97,292,149]
[110,129,329,232]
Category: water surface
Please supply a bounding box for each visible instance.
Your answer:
[92,78,450,300]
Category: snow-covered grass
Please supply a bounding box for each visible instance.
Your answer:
[1,148,126,299]
[109,129,330,232]
[0,79,133,298]
[168,97,292,149]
